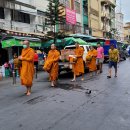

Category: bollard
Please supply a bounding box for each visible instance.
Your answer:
[0,72,2,80]
[13,70,16,85]
[34,66,37,79]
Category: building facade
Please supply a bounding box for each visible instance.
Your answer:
[100,0,116,38]
[0,0,37,32]
[115,12,124,41]
[124,23,130,43]
[88,0,102,37]
[88,0,116,38]
[58,0,89,34]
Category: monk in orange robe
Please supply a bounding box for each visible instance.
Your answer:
[19,40,35,96]
[44,44,60,87]
[72,43,84,81]
[86,46,97,77]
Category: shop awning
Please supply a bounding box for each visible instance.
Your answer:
[64,37,88,46]
[2,38,41,48]
[42,39,63,48]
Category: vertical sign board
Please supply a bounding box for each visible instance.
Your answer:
[66,8,76,25]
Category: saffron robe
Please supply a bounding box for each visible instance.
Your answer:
[72,47,84,76]
[21,48,35,87]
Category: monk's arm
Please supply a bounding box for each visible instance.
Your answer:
[53,52,60,62]
[22,51,34,62]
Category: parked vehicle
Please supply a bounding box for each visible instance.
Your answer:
[85,38,127,62]
[59,45,91,74]
[117,41,127,60]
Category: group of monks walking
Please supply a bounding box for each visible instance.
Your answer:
[19,40,119,96]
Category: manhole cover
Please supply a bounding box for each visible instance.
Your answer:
[24,96,47,105]
[57,83,83,90]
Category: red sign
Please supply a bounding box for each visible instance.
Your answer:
[105,40,110,45]
[66,8,76,25]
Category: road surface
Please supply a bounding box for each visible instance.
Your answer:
[0,60,130,130]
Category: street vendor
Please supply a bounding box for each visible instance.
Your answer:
[71,42,84,82]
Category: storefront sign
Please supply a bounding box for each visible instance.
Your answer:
[66,8,76,25]
[2,39,41,48]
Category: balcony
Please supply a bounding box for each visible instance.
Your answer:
[101,0,116,7]
[101,12,110,20]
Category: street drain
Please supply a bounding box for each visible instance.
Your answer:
[57,83,83,90]
[24,96,47,105]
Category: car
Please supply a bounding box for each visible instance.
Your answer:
[59,45,91,74]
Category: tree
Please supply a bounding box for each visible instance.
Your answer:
[46,0,65,44]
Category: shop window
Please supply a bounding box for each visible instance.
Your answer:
[11,10,30,24]
[0,7,4,19]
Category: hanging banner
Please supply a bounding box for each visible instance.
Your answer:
[66,8,76,25]
[2,39,41,48]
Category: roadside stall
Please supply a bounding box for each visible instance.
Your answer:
[1,36,42,77]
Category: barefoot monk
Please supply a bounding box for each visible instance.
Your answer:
[19,40,35,96]
[72,42,84,81]
[44,44,60,87]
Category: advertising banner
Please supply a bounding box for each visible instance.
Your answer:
[66,8,76,25]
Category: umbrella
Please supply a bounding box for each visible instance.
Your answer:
[64,37,88,46]
[42,39,63,48]
[69,33,95,40]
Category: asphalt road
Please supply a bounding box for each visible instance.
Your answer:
[0,60,130,130]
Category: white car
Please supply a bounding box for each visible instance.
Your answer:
[64,45,91,63]
[59,45,91,74]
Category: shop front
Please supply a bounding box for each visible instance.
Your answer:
[1,36,41,64]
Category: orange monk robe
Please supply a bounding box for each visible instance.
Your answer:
[72,46,84,76]
[86,49,97,72]
[46,50,60,81]
[20,48,35,87]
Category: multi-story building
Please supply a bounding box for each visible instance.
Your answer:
[115,12,124,41]
[0,0,90,35]
[0,0,36,32]
[88,0,102,37]
[100,0,116,38]
[88,0,116,38]
[59,0,89,34]
[124,22,130,43]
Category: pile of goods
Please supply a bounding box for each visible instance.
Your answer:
[60,49,75,63]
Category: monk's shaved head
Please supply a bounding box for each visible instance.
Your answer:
[23,40,29,45]
[23,40,30,48]
[75,42,79,48]
[51,44,56,50]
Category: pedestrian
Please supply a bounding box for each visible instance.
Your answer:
[86,46,97,77]
[13,54,19,77]
[96,42,104,74]
[43,44,60,87]
[4,62,10,77]
[71,42,84,82]
[43,51,47,61]
[107,44,120,78]
[34,50,39,71]
[19,40,35,96]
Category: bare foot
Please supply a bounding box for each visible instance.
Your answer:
[81,78,84,81]
[26,92,31,96]
[71,79,76,82]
